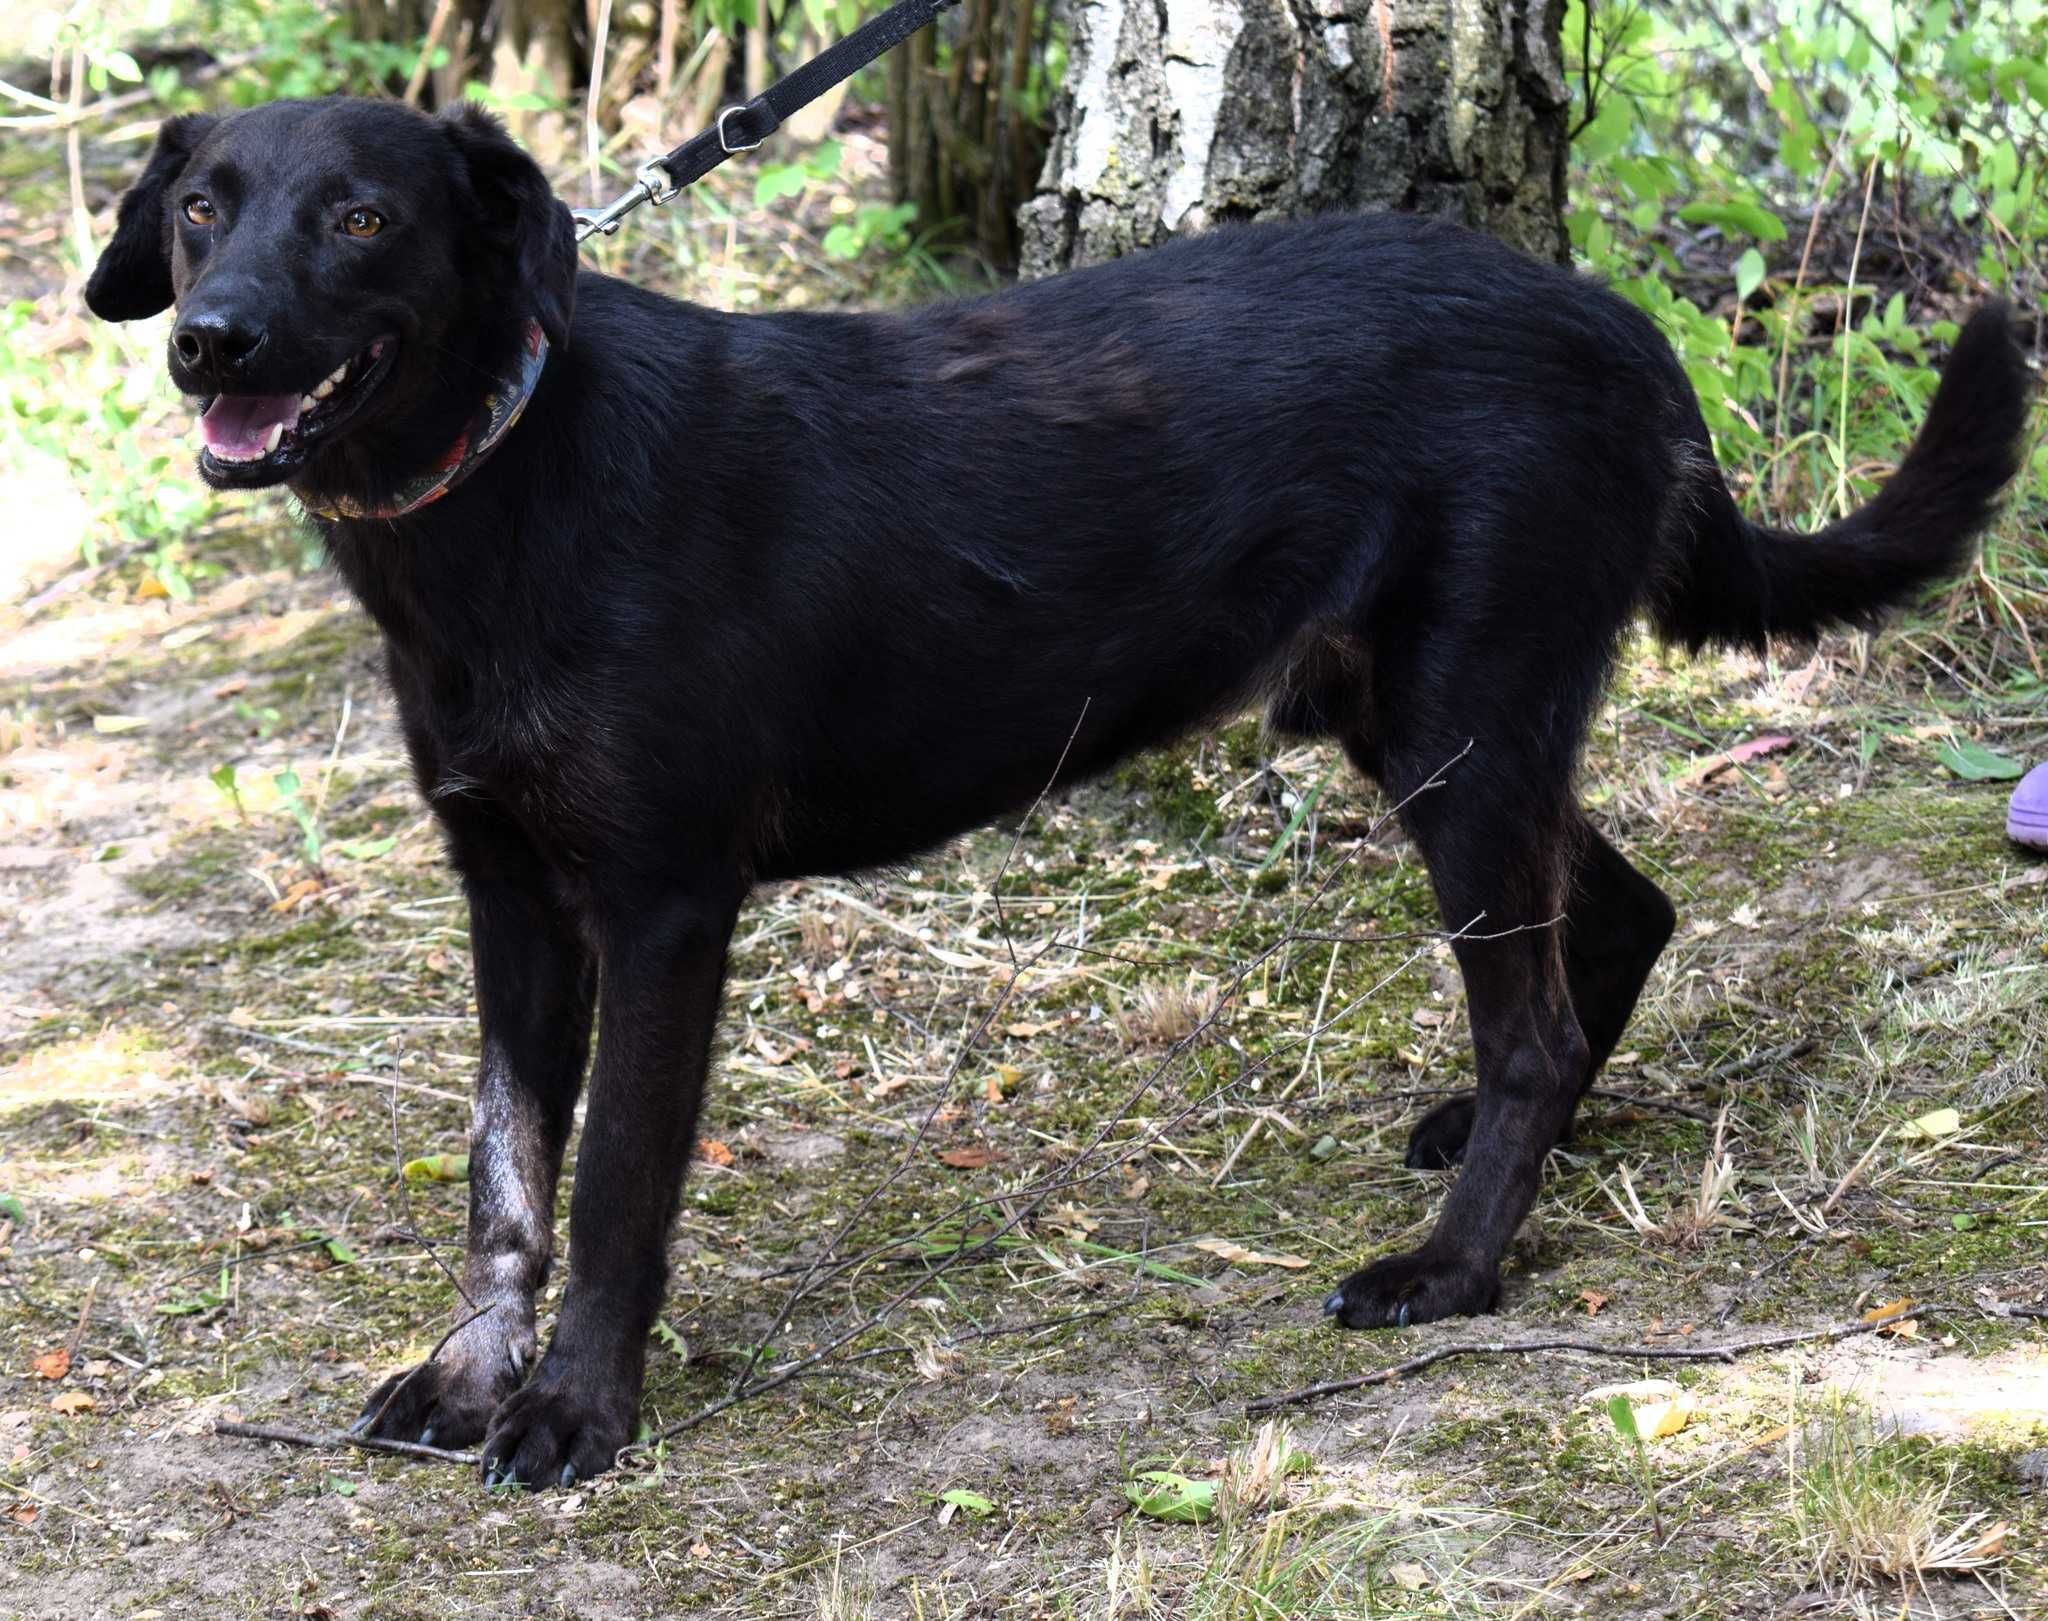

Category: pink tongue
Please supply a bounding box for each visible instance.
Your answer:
[201,393,301,458]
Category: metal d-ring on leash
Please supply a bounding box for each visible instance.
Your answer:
[572,0,962,244]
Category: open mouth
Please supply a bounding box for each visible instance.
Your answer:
[196,337,395,482]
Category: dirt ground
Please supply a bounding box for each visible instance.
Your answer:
[3,122,2046,1621]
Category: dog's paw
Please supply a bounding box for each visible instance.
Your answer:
[353,1348,521,1450]
[1403,1094,1477,1169]
[478,1368,635,1490]
[1321,1249,1501,1329]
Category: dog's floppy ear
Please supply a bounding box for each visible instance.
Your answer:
[442,104,577,350]
[84,113,217,322]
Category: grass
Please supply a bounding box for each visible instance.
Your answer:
[1789,1402,2017,1597]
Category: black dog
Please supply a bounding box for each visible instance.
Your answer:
[86,97,2030,1488]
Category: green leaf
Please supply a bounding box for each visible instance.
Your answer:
[1677,200,1788,243]
[1124,1471,1215,1523]
[0,1193,25,1223]
[401,1153,471,1184]
[332,836,397,861]
[1951,1213,1978,1231]
[821,223,860,260]
[323,1236,356,1264]
[939,1488,995,1518]
[1606,1393,1641,1441]
[1733,248,1766,303]
[1255,761,1337,876]
[1934,739,2024,781]
[752,165,808,206]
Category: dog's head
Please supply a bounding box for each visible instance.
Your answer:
[85,98,575,494]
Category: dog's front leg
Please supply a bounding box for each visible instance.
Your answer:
[355,863,595,1448]
[478,882,740,1488]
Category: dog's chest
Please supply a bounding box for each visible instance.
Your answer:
[420,668,622,849]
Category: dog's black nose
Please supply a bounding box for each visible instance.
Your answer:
[172,308,267,379]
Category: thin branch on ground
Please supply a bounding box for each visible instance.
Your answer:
[213,1420,482,1467]
[1584,1087,1719,1125]
[1706,1036,1817,1082]
[1243,1301,1927,1415]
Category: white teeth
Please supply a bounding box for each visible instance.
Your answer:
[300,394,317,414]
[315,360,349,397]
[263,422,284,453]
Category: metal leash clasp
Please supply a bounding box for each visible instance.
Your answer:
[572,159,682,243]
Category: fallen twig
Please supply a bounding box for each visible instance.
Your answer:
[213,1419,480,1467]
[1584,1087,1718,1125]
[1243,1301,1926,1415]
[1706,1036,1816,1083]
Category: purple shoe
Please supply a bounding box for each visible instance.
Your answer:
[2012,762,2048,852]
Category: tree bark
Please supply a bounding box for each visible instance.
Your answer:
[1018,0,1569,279]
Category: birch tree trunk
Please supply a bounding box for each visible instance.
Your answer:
[1018,0,1569,278]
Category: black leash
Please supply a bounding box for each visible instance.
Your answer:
[572,0,960,244]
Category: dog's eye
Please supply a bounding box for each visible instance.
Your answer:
[342,207,385,239]
[183,196,215,226]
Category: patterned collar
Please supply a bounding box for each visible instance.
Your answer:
[299,320,549,521]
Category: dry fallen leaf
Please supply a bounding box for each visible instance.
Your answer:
[271,876,326,913]
[1863,1296,1919,1336]
[1686,733,1794,783]
[695,1139,735,1168]
[29,1349,70,1381]
[1579,1289,1608,1317]
[937,1146,1006,1170]
[1634,1396,1696,1438]
[1900,1107,1962,1140]
[49,1390,94,1415]
[6,1503,37,1527]
[1388,1561,1429,1591]
[215,1081,272,1126]
[749,1032,810,1066]
[1191,1238,1311,1270]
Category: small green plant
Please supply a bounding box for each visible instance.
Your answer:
[753,140,847,208]
[207,762,395,870]
[822,200,920,264]
[1606,1393,1666,1539]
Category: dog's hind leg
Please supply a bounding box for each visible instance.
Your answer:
[1322,575,1618,1327]
[1404,816,1675,1169]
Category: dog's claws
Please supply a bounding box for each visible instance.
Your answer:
[1321,1289,1345,1319]
[418,1426,435,1448]
[559,1464,576,1488]
[1397,1301,1412,1328]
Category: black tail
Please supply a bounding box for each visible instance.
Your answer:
[1655,301,2035,651]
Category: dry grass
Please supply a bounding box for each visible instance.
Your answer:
[1596,1104,1748,1248]
[1789,1402,2014,1595]
[1114,974,1221,1048]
